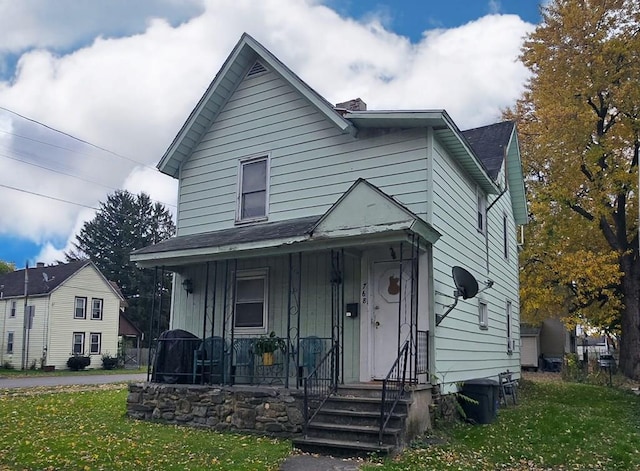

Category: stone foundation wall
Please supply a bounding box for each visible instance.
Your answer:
[127,382,305,437]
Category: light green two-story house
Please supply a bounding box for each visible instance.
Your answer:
[130,33,527,452]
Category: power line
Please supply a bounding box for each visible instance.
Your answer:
[0,151,117,192]
[0,183,99,210]
[0,105,159,172]
[0,107,177,209]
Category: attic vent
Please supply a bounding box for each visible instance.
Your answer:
[247,61,267,77]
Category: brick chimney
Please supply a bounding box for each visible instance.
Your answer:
[335,98,367,112]
[36,262,45,268]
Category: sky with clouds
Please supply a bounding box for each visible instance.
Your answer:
[0,0,542,268]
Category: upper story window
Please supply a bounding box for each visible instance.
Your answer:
[9,300,16,318]
[234,268,268,333]
[91,298,103,320]
[503,213,509,259]
[477,188,487,234]
[74,297,87,319]
[236,155,269,223]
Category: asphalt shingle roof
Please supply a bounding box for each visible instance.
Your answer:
[131,215,321,256]
[462,121,515,179]
[0,261,89,298]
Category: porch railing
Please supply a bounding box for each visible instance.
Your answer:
[302,342,338,437]
[379,339,410,444]
[417,330,428,374]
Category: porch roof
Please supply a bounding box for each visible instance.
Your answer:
[131,179,441,269]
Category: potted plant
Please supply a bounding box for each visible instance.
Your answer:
[254,331,286,366]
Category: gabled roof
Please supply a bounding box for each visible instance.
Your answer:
[312,178,441,244]
[462,121,528,225]
[344,110,500,195]
[131,179,440,269]
[462,121,515,179]
[0,261,88,297]
[0,261,125,300]
[158,33,355,178]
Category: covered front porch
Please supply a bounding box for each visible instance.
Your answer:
[132,179,439,391]
[129,179,439,452]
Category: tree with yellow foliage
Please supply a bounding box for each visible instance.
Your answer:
[510,0,640,377]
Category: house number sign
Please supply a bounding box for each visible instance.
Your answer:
[361,283,368,304]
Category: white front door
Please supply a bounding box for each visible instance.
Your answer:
[371,261,412,379]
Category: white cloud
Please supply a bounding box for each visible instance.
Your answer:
[0,0,534,260]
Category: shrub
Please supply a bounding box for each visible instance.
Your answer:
[67,355,91,371]
[101,354,119,370]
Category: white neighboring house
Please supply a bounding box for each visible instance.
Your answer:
[0,261,124,370]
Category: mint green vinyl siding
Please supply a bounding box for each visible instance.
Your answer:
[431,140,520,387]
[177,69,428,236]
[171,252,361,382]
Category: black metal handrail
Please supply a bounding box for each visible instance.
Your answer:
[302,342,338,437]
[379,340,410,444]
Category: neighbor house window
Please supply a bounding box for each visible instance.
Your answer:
[477,188,487,234]
[6,332,14,354]
[236,155,269,222]
[72,332,85,355]
[91,298,103,320]
[74,297,87,319]
[506,301,513,353]
[10,301,16,318]
[89,333,101,355]
[478,300,488,329]
[234,269,268,332]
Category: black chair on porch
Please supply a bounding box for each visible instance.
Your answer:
[192,336,226,384]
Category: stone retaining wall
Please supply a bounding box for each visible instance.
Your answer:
[127,382,305,436]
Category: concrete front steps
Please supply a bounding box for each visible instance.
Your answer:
[292,383,412,456]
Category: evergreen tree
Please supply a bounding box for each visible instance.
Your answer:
[509,0,640,377]
[67,190,175,344]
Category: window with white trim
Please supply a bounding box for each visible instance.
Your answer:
[478,300,488,329]
[91,298,103,320]
[9,300,16,318]
[72,332,85,355]
[236,156,269,222]
[234,269,268,333]
[74,297,87,319]
[6,331,14,354]
[503,213,509,259]
[506,301,513,353]
[477,188,487,234]
[89,333,101,355]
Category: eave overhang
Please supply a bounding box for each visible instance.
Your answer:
[131,179,441,270]
[157,33,355,179]
[345,110,500,195]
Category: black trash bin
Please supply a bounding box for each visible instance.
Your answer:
[460,378,499,424]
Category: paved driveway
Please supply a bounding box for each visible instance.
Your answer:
[0,372,148,389]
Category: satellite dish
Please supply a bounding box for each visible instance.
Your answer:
[42,272,49,283]
[437,266,490,326]
[452,266,478,300]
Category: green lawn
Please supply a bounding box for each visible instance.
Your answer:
[0,378,638,470]
[365,379,640,470]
